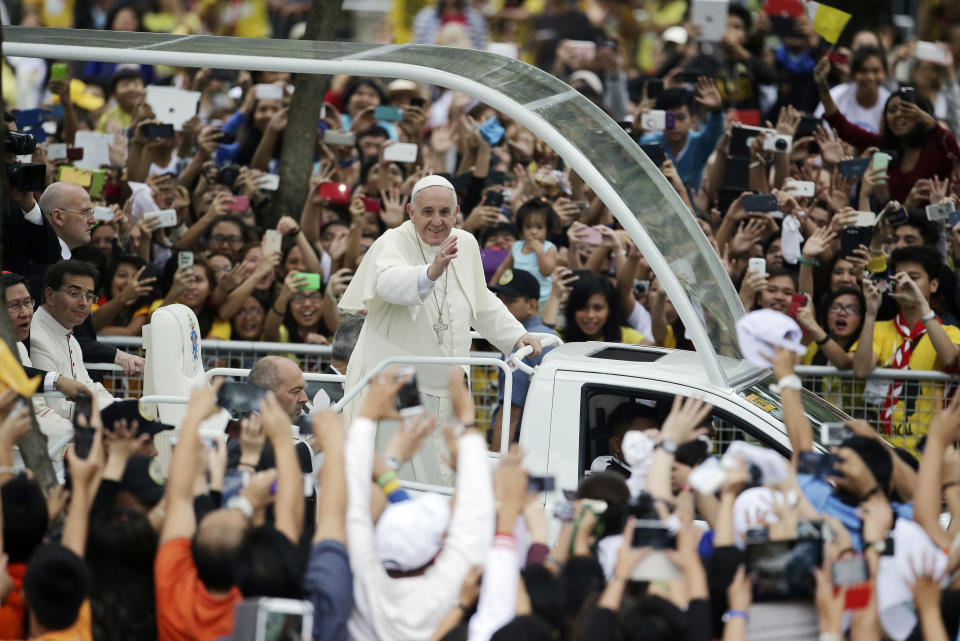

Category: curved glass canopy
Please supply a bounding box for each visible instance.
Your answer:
[5,27,760,387]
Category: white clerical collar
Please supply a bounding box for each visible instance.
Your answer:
[37,305,73,336]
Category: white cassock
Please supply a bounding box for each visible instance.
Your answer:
[339,220,525,485]
[29,306,115,420]
[16,342,73,478]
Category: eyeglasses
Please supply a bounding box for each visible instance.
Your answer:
[292,292,322,303]
[210,234,243,246]
[6,298,33,313]
[59,208,95,217]
[236,306,264,318]
[829,304,861,315]
[61,286,98,304]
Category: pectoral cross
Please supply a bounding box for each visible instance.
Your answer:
[433,320,449,344]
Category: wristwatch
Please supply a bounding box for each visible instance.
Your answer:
[722,610,748,624]
[656,439,678,455]
[384,455,403,471]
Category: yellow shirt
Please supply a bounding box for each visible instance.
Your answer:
[96,104,134,133]
[853,320,960,450]
[621,326,645,344]
[24,0,75,28]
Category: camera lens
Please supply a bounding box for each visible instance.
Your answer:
[775,137,788,151]
[4,131,37,156]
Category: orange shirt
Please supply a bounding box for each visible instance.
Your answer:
[23,601,92,641]
[0,564,26,639]
[155,539,242,641]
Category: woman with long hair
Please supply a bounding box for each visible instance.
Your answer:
[91,255,155,336]
[560,271,648,344]
[815,57,960,204]
[150,257,231,339]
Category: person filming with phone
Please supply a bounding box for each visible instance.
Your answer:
[338,174,542,486]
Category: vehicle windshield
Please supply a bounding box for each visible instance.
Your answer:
[5,26,752,385]
[741,375,852,446]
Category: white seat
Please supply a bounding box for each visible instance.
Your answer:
[143,304,228,433]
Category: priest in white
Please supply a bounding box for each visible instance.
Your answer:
[339,175,542,485]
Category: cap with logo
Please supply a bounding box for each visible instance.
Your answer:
[490,269,540,300]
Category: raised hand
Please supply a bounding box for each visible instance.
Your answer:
[660,395,712,444]
[426,235,458,280]
[693,76,723,111]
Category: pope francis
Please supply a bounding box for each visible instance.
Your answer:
[339,175,542,485]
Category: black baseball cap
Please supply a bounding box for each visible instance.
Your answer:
[119,456,165,505]
[99,400,172,437]
[491,269,540,301]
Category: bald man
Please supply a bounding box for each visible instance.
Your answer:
[339,175,541,486]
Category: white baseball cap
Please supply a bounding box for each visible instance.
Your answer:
[375,494,451,572]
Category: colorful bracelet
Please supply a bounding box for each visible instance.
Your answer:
[376,471,396,488]
[381,479,402,495]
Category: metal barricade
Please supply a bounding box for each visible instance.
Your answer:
[92,336,507,432]
[796,365,956,456]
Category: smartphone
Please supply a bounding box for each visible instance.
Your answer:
[915,41,948,64]
[255,174,279,191]
[226,195,251,212]
[853,211,877,227]
[901,87,917,104]
[837,157,871,179]
[796,451,842,477]
[831,557,869,586]
[743,194,779,213]
[374,105,403,122]
[395,367,423,417]
[788,293,807,318]
[144,209,178,228]
[839,226,872,257]
[51,62,67,81]
[322,130,356,146]
[577,226,603,245]
[483,190,504,208]
[216,382,267,415]
[565,40,596,62]
[409,97,426,108]
[361,196,381,213]
[632,519,676,549]
[254,83,284,101]
[58,165,92,187]
[784,180,815,197]
[828,50,850,65]
[746,538,822,602]
[527,475,555,493]
[748,257,766,276]
[382,142,418,163]
[795,115,822,138]
[553,501,576,522]
[872,151,891,183]
[478,117,505,146]
[263,229,282,255]
[949,210,960,227]
[93,206,114,222]
[145,123,175,139]
[73,426,95,460]
[294,272,321,290]
[73,394,92,429]
[46,143,67,160]
[217,130,236,145]
[639,143,666,168]
[316,182,352,205]
[926,202,953,222]
[644,78,663,100]
[178,251,194,268]
[820,422,851,446]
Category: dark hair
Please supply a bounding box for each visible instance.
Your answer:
[191,533,237,593]
[490,616,554,641]
[765,267,798,289]
[319,219,350,237]
[851,46,887,76]
[563,271,623,343]
[727,4,752,32]
[819,287,865,348]
[676,438,710,467]
[44,259,98,294]
[515,198,560,236]
[107,67,144,95]
[840,436,893,497]
[479,222,518,247]
[2,476,49,563]
[520,565,563,632]
[880,90,936,151]
[359,156,407,188]
[342,78,384,111]
[356,125,390,142]
[621,595,686,641]
[608,401,660,439]
[86,509,158,641]
[560,556,605,625]
[235,526,306,598]
[576,472,631,537]
[209,213,253,239]
[159,256,218,337]
[890,245,943,281]
[895,210,942,246]
[1,271,28,291]
[101,255,150,325]
[23,544,92,631]
[655,87,695,112]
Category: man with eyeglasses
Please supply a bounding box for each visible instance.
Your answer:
[29,260,115,419]
[2,271,84,458]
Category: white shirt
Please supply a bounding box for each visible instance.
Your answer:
[345,417,494,641]
[29,306,114,419]
[815,82,891,133]
[15,342,74,465]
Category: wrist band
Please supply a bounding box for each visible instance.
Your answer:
[798,256,820,267]
[815,333,832,346]
[922,310,937,323]
[381,479,402,495]
[376,471,397,488]
[770,374,802,393]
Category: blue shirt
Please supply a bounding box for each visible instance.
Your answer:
[638,109,725,192]
[797,473,913,551]
[494,317,557,430]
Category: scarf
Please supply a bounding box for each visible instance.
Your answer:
[880,313,928,433]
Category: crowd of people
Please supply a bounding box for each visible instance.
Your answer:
[2,0,960,639]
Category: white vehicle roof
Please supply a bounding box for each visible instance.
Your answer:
[6,26,760,388]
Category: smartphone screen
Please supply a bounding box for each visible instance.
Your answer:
[746,538,822,601]
[395,367,423,416]
[527,475,555,493]
[632,519,676,549]
[216,382,267,415]
[73,394,92,428]
[74,426,95,459]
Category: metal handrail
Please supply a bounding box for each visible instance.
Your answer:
[205,368,346,383]
[333,355,517,455]
[510,335,564,375]
[794,365,956,382]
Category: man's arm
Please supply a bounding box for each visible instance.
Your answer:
[312,410,346,544]
[914,394,960,549]
[160,380,223,544]
[258,393,303,543]
[852,280,883,378]
[772,347,814,458]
